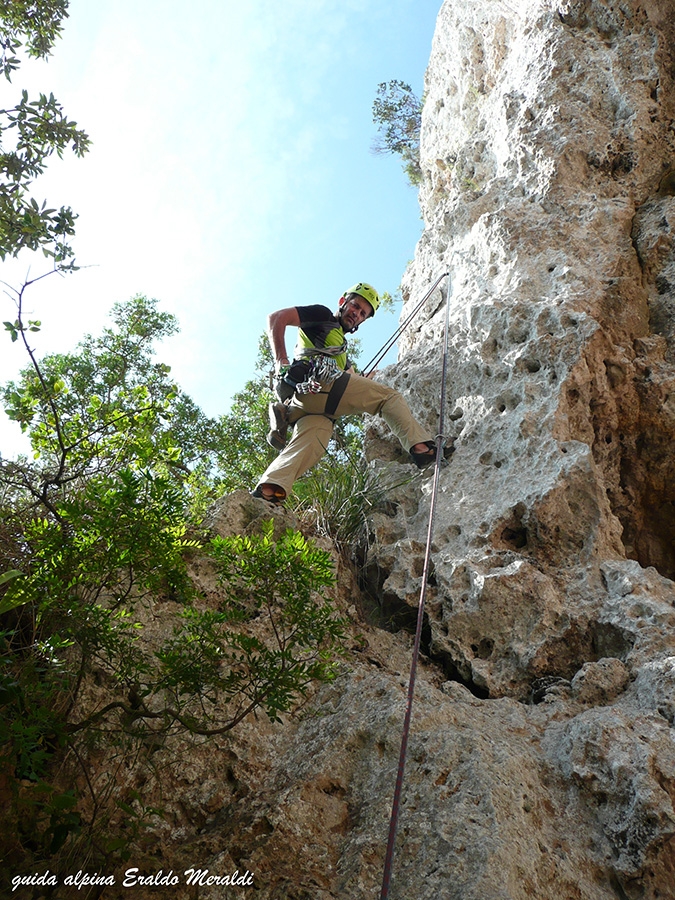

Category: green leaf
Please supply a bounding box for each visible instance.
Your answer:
[0,589,29,616]
[4,321,19,341]
[0,569,23,586]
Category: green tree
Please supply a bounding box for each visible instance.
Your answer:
[0,0,90,265]
[0,292,350,874]
[2,292,221,523]
[170,521,347,730]
[372,79,423,186]
[0,506,346,875]
[0,1,70,75]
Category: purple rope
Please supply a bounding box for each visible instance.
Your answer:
[380,272,451,899]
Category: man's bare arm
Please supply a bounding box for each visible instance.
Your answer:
[267,307,301,372]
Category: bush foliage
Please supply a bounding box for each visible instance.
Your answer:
[0,290,351,872]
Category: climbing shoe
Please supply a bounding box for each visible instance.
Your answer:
[410,441,436,469]
[267,402,289,451]
[410,441,437,469]
[410,439,455,469]
[250,483,287,505]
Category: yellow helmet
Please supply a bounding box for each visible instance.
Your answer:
[345,282,380,316]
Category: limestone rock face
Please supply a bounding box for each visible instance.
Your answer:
[71,3,675,899]
[360,0,675,895]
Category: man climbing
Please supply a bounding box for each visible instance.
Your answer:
[251,282,437,505]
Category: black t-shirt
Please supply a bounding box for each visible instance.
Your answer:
[295,304,349,370]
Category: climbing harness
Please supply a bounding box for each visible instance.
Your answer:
[272,344,346,401]
[294,354,343,395]
[379,271,451,900]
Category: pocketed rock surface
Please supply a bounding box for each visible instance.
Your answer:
[44,2,675,899]
[362,0,675,895]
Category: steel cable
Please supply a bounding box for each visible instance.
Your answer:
[361,271,449,377]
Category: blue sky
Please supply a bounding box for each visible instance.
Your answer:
[0,0,442,456]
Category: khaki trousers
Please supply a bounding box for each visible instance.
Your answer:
[257,373,432,497]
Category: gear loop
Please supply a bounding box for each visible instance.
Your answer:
[295,356,342,394]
